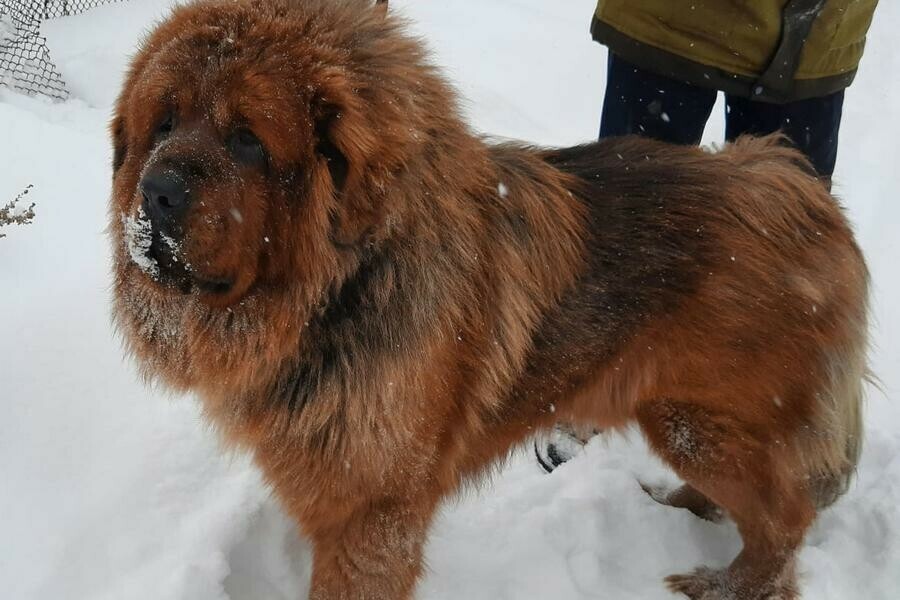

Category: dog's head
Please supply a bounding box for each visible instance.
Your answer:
[110,0,460,390]
[111,0,447,308]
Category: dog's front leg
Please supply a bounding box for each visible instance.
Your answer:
[307,495,436,600]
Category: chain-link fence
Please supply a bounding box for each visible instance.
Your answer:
[0,0,122,100]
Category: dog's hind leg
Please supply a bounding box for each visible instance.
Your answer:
[637,399,815,600]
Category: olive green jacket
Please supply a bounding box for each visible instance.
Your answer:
[591,0,878,102]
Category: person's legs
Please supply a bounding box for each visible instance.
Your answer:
[725,91,845,178]
[600,53,717,144]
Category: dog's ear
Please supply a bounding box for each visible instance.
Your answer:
[313,62,416,248]
[373,0,388,17]
[312,88,382,248]
[315,112,349,192]
[111,115,128,173]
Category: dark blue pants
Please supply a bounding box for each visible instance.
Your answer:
[599,54,844,176]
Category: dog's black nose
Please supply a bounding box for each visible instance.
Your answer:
[140,168,189,222]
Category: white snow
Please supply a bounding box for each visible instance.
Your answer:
[122,205,159,278]
[1,1,899,599]
[161,232,182,263]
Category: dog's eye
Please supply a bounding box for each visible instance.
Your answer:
[154,113,174,142]
[228,128,267,166]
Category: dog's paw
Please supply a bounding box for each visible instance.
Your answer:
[640,482,724,523]
[665,567,798,600]
[665,568,731,600]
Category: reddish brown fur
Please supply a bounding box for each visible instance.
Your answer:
[110,1,869,598]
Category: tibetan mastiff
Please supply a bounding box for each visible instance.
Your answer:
[110,1,869,598]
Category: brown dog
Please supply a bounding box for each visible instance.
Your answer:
[109,1,869,598]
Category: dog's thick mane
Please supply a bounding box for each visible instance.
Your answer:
[221,143,590,450]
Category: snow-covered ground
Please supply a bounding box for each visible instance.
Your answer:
[1,1,898,598]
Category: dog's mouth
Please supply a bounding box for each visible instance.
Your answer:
[192,276,234,295]
[122,208,234,297]
[148,244,234,297]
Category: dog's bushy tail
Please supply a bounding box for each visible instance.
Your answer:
[807,341,868,510]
